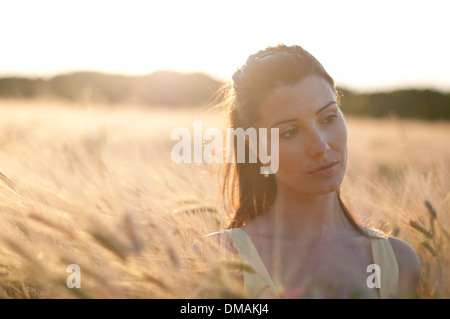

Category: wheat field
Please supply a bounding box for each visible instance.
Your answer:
[0,99,448,298]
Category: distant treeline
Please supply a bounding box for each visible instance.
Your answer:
[338,88,450,120]
[0,71,223,107]
[0,71,449,120]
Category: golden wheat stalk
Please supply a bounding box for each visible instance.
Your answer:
[422,241,438,257]
[141,270,182,298]
[27,211,77,239]
[89,229,130,261]
[0,171,15,190]
[409,220,433,238]
[425,200,437,219]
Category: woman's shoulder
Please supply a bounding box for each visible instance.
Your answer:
[367,229,421,298]
[387,236,420,265]
[387,235,421,297]
[365,227,421,297]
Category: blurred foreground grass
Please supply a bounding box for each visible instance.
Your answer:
[0,99,449,298]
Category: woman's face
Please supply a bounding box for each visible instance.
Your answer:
[256,75,348,196]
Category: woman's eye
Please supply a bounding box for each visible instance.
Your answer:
[281,128,298,138]
[323,114,338,124]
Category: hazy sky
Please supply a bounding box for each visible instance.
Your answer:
[1,0,449,92]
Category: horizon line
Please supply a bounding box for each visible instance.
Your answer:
[0,69,449,95]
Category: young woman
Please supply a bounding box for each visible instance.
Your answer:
[206,44,420,298]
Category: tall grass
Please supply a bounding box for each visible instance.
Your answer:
[0,99,448,298]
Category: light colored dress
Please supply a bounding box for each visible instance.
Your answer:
[224,227,399,298]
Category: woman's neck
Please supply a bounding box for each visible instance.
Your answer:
[254,188,352,241]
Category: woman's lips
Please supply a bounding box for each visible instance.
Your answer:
[308,161,339,175]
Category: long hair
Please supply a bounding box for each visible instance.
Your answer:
[214,44,370,237]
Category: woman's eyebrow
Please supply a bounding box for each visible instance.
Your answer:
[270,101,338,128]
[270,118,297,128]
[315,101,338,115]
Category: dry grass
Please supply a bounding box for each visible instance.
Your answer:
[0,99,448,298]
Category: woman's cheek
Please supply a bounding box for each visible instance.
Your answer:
[330,118,347,153]
[277,147,301,178]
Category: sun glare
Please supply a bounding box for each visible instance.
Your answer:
[0,0,449,91]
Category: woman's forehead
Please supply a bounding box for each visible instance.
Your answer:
[258,76,336,119]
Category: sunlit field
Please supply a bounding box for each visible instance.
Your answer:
[0,99,449,298]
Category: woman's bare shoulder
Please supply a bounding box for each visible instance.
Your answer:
[388,236,421,298]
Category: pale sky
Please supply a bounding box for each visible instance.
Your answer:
[1,0,449,93]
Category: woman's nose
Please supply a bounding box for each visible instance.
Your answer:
[306,128,330,157]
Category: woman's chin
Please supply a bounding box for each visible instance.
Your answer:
[275,172,345,196]
[303,180,342,196]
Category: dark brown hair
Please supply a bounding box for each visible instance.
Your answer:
[214,44,369,236]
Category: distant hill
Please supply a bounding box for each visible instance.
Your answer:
[0,70,223,107]
[0,71,449,119]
